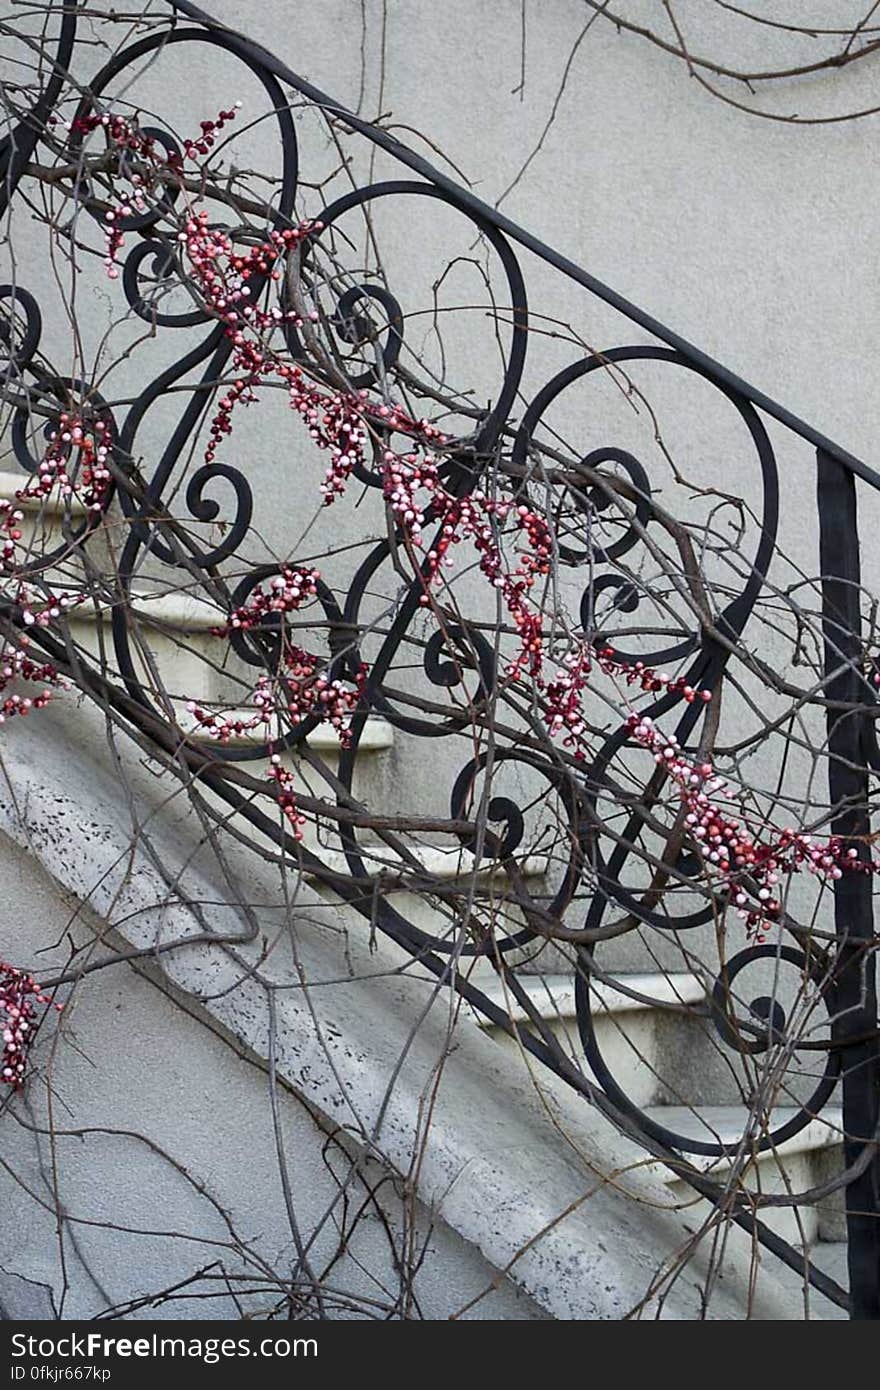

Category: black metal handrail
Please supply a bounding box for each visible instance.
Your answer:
[0,0,877,1319]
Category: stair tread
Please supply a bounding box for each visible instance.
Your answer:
[0,470,88,515]
[65,589,225,630]
[475,971,705,1026]
[769,1241,849,1319]
[308,844,548,881]
[645,1104,844,1169]
[177,705,394,752]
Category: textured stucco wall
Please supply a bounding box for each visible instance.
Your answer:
[0,829,546,1320]
[0,0,877,1317]
[195,0,878,449]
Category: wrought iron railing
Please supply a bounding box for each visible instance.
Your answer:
[1,0,877,1319]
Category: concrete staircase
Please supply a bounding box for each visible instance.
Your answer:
[472,975,847,1261]
[0,473,851,1317]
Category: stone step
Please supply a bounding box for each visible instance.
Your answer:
[304,843,549,885]
[643,1103,845,1246]
[54,595,394,749]
[473,971,705,1108]
[0,470,88,517]
[58,589,234,704]
[472,973,847,1247]
[768,1240,849,1320]
[645,1103,844,1170]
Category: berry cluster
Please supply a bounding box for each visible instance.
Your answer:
[0,648,71,724]
[79,103,880,937]
[267,756,307,840]
[211,567,320,636]
[324,448,556,681]
[198,564,367,759]
[72,107,247,277]
[19,413,112,515]
[0,499,23,574]
[544,646,712,755]
[179,214,322,466]
[1,419,97,636]
[187,656,367,751]
[180,212,318,335]
[69,114,156,275]
[1,471,78,722]
[624,712,866,938]
[180,106,241,160]
[1,962,61,1088]
[71,111,147,145]
[305,397,444,506]
[188,656,367,842]
[1,416,111,573]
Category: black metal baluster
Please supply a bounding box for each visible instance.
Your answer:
[818,447,880,1319]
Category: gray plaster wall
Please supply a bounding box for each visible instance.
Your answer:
[0,829,546,1320]
[0,0,877,1319]
[196,0,878,452]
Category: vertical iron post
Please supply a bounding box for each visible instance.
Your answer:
[818,447,880,1318]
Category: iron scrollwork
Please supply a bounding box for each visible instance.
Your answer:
[1,0,878,1318]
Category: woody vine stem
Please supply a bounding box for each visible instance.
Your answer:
[0,0,878,1319]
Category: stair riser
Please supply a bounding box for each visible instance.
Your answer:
[65,616,233,704]
[485,1010,690,1109]
[811,1148,847,1243]
[484,1006,780,1110]
[224,743,398,821]
[668,1143,844,1246]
